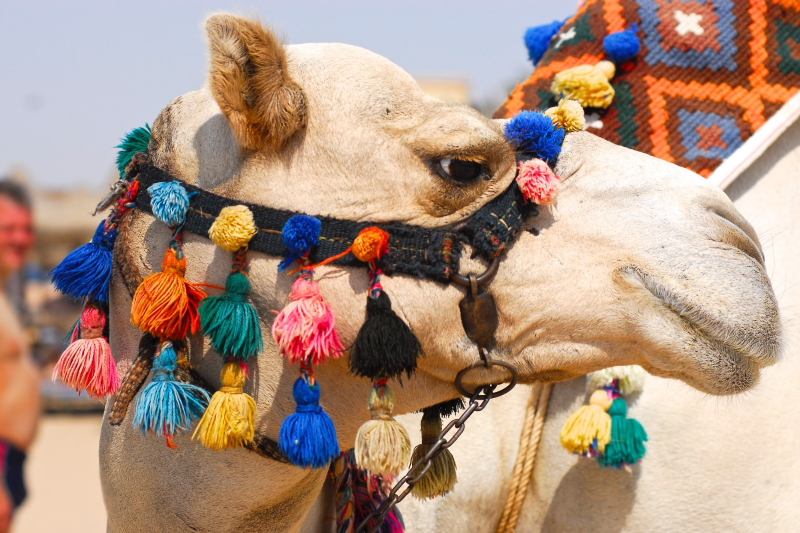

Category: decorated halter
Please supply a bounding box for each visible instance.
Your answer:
[49,100,582,530]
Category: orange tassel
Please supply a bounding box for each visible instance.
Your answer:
[131,250,206,340]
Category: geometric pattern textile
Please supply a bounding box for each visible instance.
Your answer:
[494,0,800,177]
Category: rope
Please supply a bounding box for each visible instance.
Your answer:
[495,382,553,533]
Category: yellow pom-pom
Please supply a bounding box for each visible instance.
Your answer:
[193,361,256,450]
[209,205,257,252]
[551,61,616,109]
[355,383,410,475]
[544,99,586,132]
[352,226,390,263]
[559,390,612,454]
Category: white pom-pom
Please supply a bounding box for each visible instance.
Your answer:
[586,365,647,396]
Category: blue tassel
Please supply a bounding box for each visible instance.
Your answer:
[133,342,210,445]
[504,111,565,161]
[116,125,152,179]
[524,20,564,65]
[278,215,321,270]
[148,181,190,228]
[50,221,116,303]
[279,378,340,468]
[603,24,640,64]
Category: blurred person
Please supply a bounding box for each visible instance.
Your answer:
[0,180,40,532]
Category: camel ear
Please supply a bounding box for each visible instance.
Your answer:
[205,14,306,151]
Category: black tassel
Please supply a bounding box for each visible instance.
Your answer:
[349,291,421,380]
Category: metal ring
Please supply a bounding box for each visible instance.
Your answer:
[454,359,518,399]
[450,255,501,287]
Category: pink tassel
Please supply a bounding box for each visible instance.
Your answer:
[53,305,120,399]
[516,158,560,205]
[272,277,343,364]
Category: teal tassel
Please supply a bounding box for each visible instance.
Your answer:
[598,397,647,468]
[199,272,263,362]
[116,124,151,179]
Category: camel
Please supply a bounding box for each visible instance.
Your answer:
[99,14,780,532]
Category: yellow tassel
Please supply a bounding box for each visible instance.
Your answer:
[550,60,616,109]
[355,383,410,475]
[209,205,257,252]
[559,390,612,454]
[544,99,586,132]
[193,361,255,450]
[410,410,457,500]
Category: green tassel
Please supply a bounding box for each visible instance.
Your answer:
[116,124,152,178]
[598,397,647,468]
[199,272,263,361]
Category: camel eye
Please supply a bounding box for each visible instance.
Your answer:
[437,158,486,183]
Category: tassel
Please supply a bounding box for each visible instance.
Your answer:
[598,397,647,468]
[587,365,647,396]
[410,408,457,500]
[49,221,116,303]
[603,24,640,64]
[524,20,564,65]
[133,341,210,447]
[559,389,613,455]
[355,382,411,475]
[193,361,256,450]
[544,99,585,132]
[551,60,616,109]
[200,271,263,362]
[503,111,565,162]
[116,124,152,179]
[516,159,560,206]
[272,277,343,365]
[278,377,340,468]
[130,249,206,340]
[53,304,119,399]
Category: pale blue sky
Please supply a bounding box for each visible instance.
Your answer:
[0,1,574,190]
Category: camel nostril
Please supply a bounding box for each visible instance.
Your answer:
[707,205,764,265]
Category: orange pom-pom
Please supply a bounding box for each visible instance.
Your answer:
[131,251,206,340]
[352,227,389,263]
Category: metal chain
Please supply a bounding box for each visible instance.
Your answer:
[355,383,500,533]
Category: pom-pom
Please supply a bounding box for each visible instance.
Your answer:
[587,365,647,396]
[278,378,340,468]
[603,24,640,64]
[352,227,390,263]
[551,61,616,109]
[355,383,411,475]
[516,159,560,206]
[524,20,564,65]
[148,181,191,228]
[350,291,421,380]
[130,250,206,340]
[272,277,343,365]
[410,409,457,500]
[598,398,647,468]
[49,221,116,303]
[116,124,151,179]
[193,361,256,450]
[209,205,257,252]
[133,342,210,446]
[279,215,321,270]
[544,99,586,132]
[559,390,612,455]
[503,111,565,161]
[200,272,263,361]
[53,305,119,399]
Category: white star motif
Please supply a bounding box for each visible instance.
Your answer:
[674,10,704,36]
[554,27,576,49]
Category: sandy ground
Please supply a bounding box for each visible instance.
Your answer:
[13,414,107,533]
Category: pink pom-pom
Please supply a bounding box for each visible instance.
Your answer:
[516,158,560,205]
[271,277,344,365]
[53,305,120,399]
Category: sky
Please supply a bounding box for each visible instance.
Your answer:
[0,1,575,190]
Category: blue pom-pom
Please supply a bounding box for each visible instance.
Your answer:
[504,111,565,161]
[148,181,190,228]
[50,221,116,303]
[524,20,564,65]
[279,378,340,468]
[603,24,640,63]
[278,215,321,270]
[133,343,210,439]
[115,125,152,179]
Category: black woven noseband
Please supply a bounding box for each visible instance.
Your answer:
[134,163,537,280]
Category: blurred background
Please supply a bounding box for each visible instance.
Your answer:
[0,1,574,531]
